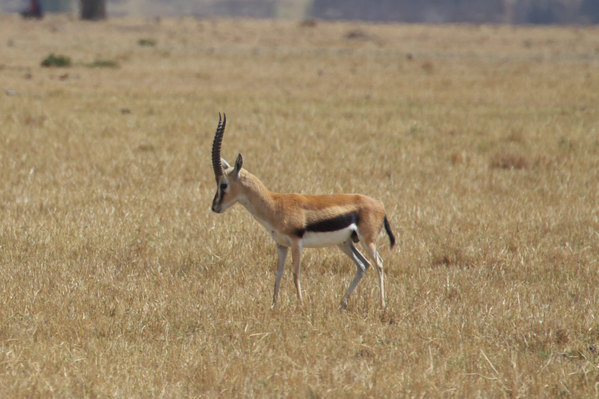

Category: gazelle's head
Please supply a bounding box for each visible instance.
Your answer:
[211,113,244,213]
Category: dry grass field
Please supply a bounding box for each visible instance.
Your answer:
[1,13,599,397]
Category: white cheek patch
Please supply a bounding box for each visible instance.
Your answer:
[302,224,357,248]
[219,197,237,212]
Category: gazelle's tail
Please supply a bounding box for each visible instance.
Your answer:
[383,216,396,249]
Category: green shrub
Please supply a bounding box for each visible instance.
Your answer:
[86,59,119,68]
[138,38,157,47]
[41,53,71,67]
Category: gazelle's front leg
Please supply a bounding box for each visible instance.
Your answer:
[272,244,288,307]
[291,240,304,307]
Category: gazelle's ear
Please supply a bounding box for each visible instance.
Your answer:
[233,153,243,179]
[221,157,231,171]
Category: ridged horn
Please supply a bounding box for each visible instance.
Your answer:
[211,113,226,179]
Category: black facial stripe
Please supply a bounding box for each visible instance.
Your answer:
[213,191,221,206]
[213,185,224,205]
[302,211,360,235]
[214,178,228,204]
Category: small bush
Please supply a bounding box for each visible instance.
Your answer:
[421,61,434,73]
[41,53,71,67]
[86,59,119,68]
[138,38,157,47]
[490,152,529,170]
[299,19,317,27]
[345,29,371,40]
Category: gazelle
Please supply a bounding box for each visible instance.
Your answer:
[210,113,396,309]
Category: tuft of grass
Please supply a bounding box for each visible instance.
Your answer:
[41,53,71,67]
[490,152,530,170]
[345,29,370,40]
[86,59,119,68]
[421,60,434,73]
[138,38,157,47]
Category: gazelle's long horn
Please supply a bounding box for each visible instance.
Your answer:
[211,113,226,179]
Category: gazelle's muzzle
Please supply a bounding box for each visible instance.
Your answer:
[211,192,222,213]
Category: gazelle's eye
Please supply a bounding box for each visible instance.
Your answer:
[220,183,228,191]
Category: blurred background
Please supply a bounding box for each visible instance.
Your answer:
[2,0,599,24]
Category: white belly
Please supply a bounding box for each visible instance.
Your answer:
[302,224,357,248]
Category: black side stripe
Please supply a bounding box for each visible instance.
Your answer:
[295,211,359,237]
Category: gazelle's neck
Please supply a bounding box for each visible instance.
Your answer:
[238,170,277,223]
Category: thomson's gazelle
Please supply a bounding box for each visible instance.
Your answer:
[210,114,396,309]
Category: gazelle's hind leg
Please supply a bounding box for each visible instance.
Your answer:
[362,242,385,308]
[338,240,371,309]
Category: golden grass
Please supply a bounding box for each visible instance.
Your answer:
[1,13,599,397]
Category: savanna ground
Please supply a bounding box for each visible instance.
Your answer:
[1,13,599,397]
